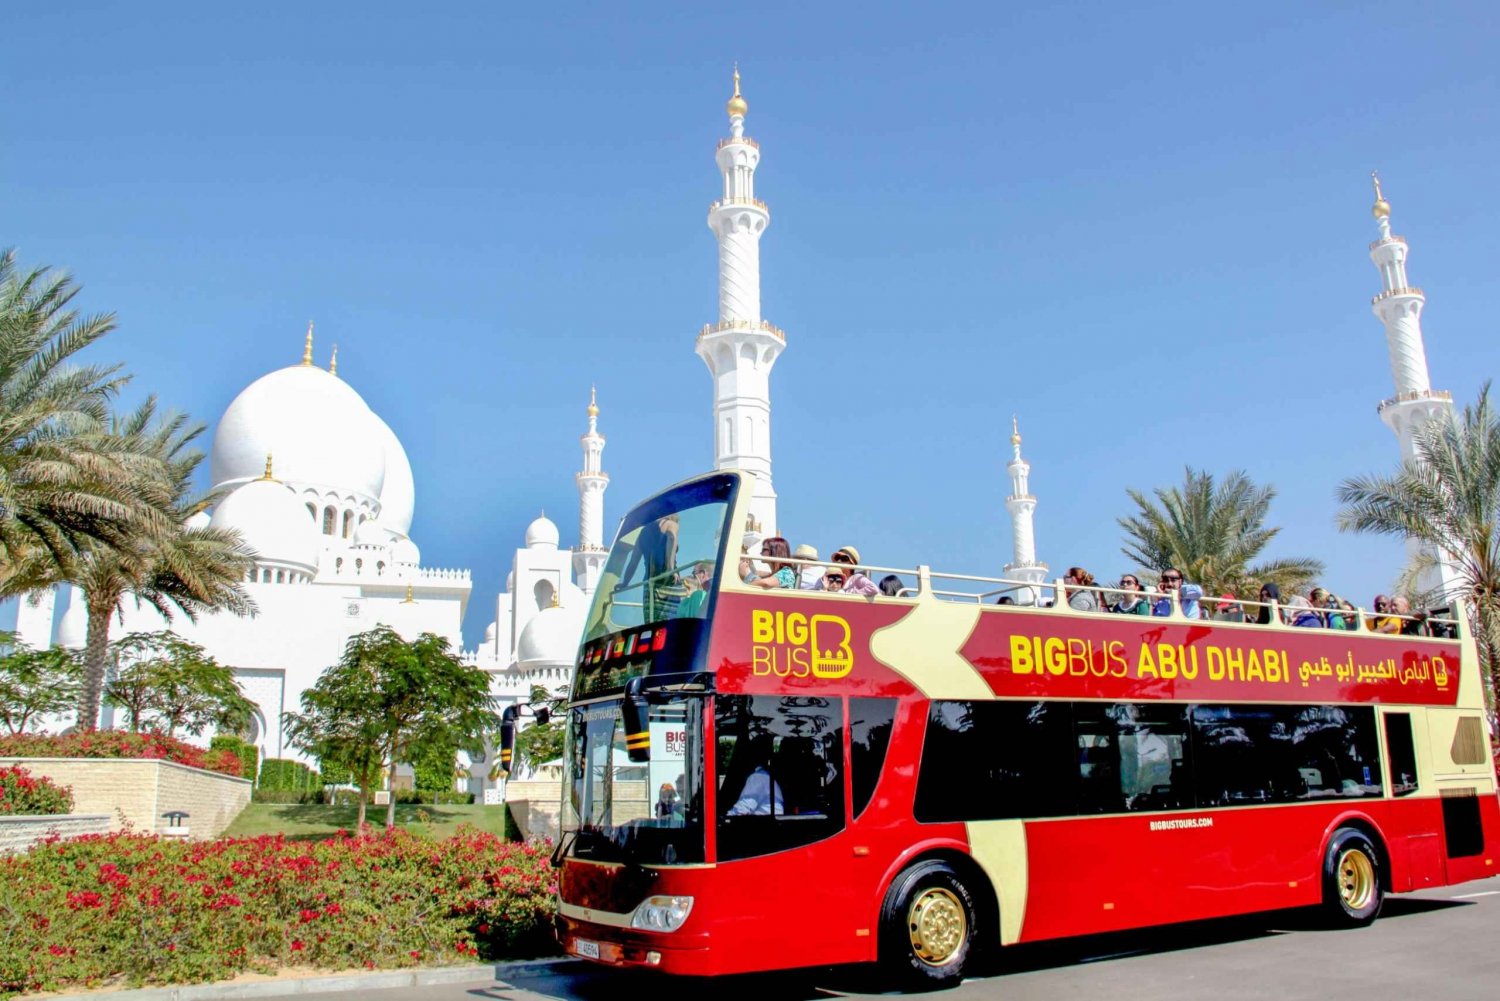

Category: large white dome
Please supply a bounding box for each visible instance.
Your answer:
[369,412,415,534]
[209,365,386,502]
[210,477,319,574]
[516,602,585,669]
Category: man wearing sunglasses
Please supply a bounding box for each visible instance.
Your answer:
[1151,568,1204,619]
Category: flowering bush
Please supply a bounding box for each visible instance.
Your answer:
[0,730,242,778]
[0,765,74,816]
[0,827,557,997]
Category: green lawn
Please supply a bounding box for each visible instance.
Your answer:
[222,802,511,841]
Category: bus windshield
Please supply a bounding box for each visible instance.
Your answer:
[582,473,737,643]
[564,695,706,865]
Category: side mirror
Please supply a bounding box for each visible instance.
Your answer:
[622,676,650,763]
[534,706,551,726]
[497,705,519,777]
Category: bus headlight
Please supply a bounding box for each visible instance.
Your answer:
[630,895,694,932]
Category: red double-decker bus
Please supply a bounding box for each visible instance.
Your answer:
[547,471,1498,987]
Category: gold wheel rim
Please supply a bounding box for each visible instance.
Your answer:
[907,887,967,966]
[1337,848,1375,911]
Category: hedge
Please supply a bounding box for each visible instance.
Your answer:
[209,736,258,786]
[0,765,74,816]
[0,731,241,778]
[0,828,557,997]
[257,758,320,792]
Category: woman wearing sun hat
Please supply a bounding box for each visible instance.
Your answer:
[831,546,880,596]
[793,543,823,590]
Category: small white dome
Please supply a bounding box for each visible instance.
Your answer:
[184,510,212,530]
[505,570,515,591]
[209,364,386,502]
[210,477,319,573]
[354,519,394,548]
[516,602,585,669]
[391,536,420,565]
[525,513,559,550]
[483,621,498,644]
[369,412,415,535]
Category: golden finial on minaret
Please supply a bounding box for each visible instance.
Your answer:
[587,384,599,418]
[401,583,415,604]
[329,344,338,376]
[1371,171,1391,219]
[727,63,747,119]
[262,453,275,481]
[550,590,560,609]
[301,322,314,365]
[1010,415,1021,447]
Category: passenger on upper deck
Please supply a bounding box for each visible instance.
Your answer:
[1215,593,1245,623]
[879,574,906,597]
[831,547,880,597]
[1255,583,1281,625]
[1065,567,1102,612]
[1392,596,1428,636]
[1285,595,1324,628]
[1152,568,1203,618]
[746,537,797,589]
[793,544,823,590]
[1369,594,1401,634]
[1109,574,1151,615]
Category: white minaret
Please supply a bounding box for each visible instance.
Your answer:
[694,67,784,537]
[1003,417,1048,605]
[1367,174,1458,597]
[573,387,609,596]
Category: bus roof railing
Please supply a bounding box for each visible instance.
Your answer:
[746,556,1461,639]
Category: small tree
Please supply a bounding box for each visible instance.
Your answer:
[0,635,83,734]
[284,626,495,828]
[510,685,567,774]
[105,631,255,737]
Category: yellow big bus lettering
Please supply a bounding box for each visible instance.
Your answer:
[751,609,853,679]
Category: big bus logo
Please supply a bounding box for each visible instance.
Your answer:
[750,610,854,679]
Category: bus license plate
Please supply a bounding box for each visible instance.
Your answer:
[574,938,600,959]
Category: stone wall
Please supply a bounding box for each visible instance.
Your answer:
[0,758,252,839]
[504,779,648,842]
[0,814,111,855]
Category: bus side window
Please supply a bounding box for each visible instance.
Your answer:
[914,700,1075,823]
[850,697,897,820]
[1075,703,1193,814]
[1383,712,1418,796]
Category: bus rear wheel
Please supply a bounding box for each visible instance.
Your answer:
[1321,827,1383,926]
[879,860,977,990]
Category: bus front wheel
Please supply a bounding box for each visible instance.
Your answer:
[1321,827,1383,926]
[878,860,977,990]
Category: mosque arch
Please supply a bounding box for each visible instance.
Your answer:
[342,510,354,538]
[533,578,555,612]
[306,502,316,520]
[322,506,336,535]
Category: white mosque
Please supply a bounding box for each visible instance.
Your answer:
[10,74,1455,794]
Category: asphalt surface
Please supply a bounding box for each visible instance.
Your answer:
[257,877,1500,1001]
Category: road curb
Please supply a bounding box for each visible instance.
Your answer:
[46,957,579,1001]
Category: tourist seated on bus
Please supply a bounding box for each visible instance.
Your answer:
[1152,569,1203,618]
[793,543,823,590]
[1110,575,1151,615]
[1310,588,1349,629]
[1336,597,1360,630]
[1369,594,1401,633]
[821,566,846,591]
[1393,596,1428,636]
[1214,593,1245,623]
[831,546,880,596]
[724,735,785,816]
[1065,567,1102,612]
[1284,595,1324,628]
[1255,582,1281,624]
[746,536,797,589]
[677,560,715,617]
[879,574,905,597]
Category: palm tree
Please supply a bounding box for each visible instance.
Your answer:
[12,398,258,728]
[0,250,171,592]
[1118,467,1325,596]
[1338,384,1500,715]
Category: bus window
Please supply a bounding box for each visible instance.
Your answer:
[850,698,897,820]
[1383,712,1418,796]
[914,700,1075,823]
[1075,703,1193,814]
[1281,706,1383,800]
[716,695,845,861]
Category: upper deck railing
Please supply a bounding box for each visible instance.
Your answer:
[739,556,1462,639]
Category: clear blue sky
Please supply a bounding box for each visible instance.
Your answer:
[4,2,1498,646]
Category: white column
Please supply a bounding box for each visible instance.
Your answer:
[1002,418,1048,604]
[14,587,57,649]
[573,388,609,596]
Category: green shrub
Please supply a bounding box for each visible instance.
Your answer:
[250,789,326,805]
[0,730,241,776]
[318,760,351,785]
[0,828,557,996]
[0,766,73,816]
[210,736,258,785]
[394,790,474,805]
[258,758,319,792]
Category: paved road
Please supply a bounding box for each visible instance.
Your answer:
[284,878,1500,1001]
